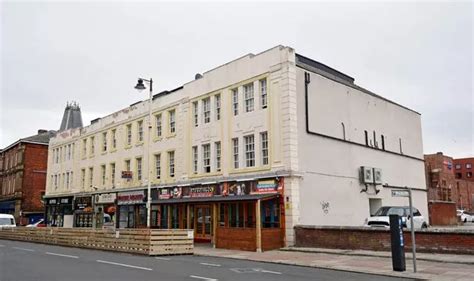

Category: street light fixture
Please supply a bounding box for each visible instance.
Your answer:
[134,77,153,228]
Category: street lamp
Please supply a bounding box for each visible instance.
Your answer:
[134,78,153,228]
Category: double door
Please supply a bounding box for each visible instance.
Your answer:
[194,205,212,240]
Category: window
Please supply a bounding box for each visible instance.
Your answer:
[455,164,462,170]
[110,163,115,186]
[381,135,385,150]
[168,151,175,177]
[192,146,198,174]
[456,173,462,179]
[467,163,472,169]
[102,132,107,152]
[54,175,58,189]
[155,114,162,137]
[232,88,239,116]
[193,102,199,127]
[111,129,117,149]
[70,172,73,188]
[261,132,268,165]
[89,167,94,188]
[136,158,142,181]
[244,83,254,112]
[244,135,255,167]
[262,199,280,228]
[364,131,368,146]
[467,172,473,178]
[169,110,176,134]
[90,136,95,155]
[82,139,87,156]
[66,172,70,189]
[232,138,239,169]
[101,165,106,185]
[203,144,211,173]
[137,120,144,142]
[228,203,244,228]
[155,154,161,179]
[81,169,85,188]
[67,144,71,160]
[125,159,131,174]
[203,98,210,123]
[215,94,221,121]
[126,124,132,145]
[215,141,221,172]
[260,78,267,109]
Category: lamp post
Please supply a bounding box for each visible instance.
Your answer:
[134,78,153,228]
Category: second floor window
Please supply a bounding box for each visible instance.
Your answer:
[232,89,239,116]
[261,131,268,165]
[126,124,132,145]
[155,114,162,137]
[203,98,210,123]
[137,120,144,142]
[244,83,254,112]
[215,94,221,121]
[192,146,198,174]
[244,134,255,167]
[193,102,199,127]
[203,144,210,173]
[111,129,117,149]
[260,78,267,109]
[215,141,221,172]
[169,110,176,134]
[90,136,95,155]
[168,151,175,177]
[136,158,142,181]
[155,154,161,179]
[102,132,107,152]
[232,138,239,169]
[82,139,87,156]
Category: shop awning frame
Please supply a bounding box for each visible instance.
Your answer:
[151,193,279,204]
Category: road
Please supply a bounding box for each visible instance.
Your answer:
[0,239,413,281]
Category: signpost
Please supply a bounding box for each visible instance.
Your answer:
[392,188,417,273]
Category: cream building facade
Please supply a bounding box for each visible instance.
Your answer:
[45,45,427,250]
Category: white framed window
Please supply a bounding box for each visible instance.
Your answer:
[90,137,95,155]
[66,172,70,189]
[232,138,239,169]
[155,154,161,179]
[110,163,115,186]
[168,151,175,177]
[111,129,117,149]
[192,146,198,174]
[466,163,472,169]
[244,83,254,112]
[244,134,255,167]
[126,124,132,145]
[232,88,239,116]
[82,139,87,156]
[260,78,267,109]
[169,110,176,134]
[215,94,221,121]
[137,120,144,142]
[203,98,210,124]
[70,172,73,188]
[89,167,94,187]
[261,131,269,165]
[203,144,211,173]
[215,141,221,172]
[136,157,142,181]
[102,132,107,152]
[155,114,162,137]
[125,159,131,171]
[101,165,106,185]
[193,102,199,127]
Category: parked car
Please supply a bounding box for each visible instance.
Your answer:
[26,219,46,227]
[365,206,428,229]
[0,214,16,229]
[457,210,473,223]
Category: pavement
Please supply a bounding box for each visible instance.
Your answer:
[0,239,411,281]
[194,245,474,281]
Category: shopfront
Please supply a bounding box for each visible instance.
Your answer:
[0,200,15,215]
[45,196,74,227]
[73,196,93,228]
[151,178,285,251]
[117,190,146,228]
[93,192,116,229]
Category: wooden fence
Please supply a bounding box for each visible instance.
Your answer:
[0,227,193,256]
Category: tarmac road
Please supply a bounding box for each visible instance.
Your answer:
[0,239,414,281]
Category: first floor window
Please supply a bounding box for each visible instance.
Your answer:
[244,134,255,167]
[232,89,239,116]
[261,131,268,165]
[244,83,254,112]
[101,165,106,185]
[203,144,211,173]
[192,146,198,174]
[169,110,176,134]
[89,167,94,187]
[203,98,210,123]
[168,151,175,177]
[136,158,142,181]
[156,114,162,137]
[110,163,116,185]
[137,120,144,142]
[215,94,221,120]
[215,141,221,172]
[232,138,239,169]
[155,154,161,179]
[260,78,267,109]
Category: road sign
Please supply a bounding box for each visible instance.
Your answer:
[391,190,410,197]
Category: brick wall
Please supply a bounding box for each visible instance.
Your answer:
[428,201,457,225]
[21,143,48,214]
[295,225,474,255]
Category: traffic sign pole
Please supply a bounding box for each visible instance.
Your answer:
[408,188,417,273]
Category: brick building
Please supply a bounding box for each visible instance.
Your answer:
[453,157,474,182]
[425,152,474,213]
[0,130,55,225]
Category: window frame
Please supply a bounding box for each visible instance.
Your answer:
[244,83,254,113]
[244,134,255,167]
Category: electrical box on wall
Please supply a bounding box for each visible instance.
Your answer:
[374,168,383,184]
[360,166,383,185]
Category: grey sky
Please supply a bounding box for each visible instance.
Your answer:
[1,0,472,157]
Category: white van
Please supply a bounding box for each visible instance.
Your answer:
[0,214,16,229]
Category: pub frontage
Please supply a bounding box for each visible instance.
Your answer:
[45,196,74,227]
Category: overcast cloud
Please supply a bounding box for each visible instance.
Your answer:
[1,0,472,157]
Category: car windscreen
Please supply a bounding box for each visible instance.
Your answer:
[374,207,404,216]
[0,218,14,225]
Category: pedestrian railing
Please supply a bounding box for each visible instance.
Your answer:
[0,227,193,256]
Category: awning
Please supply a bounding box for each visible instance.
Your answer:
[152,193,278,204]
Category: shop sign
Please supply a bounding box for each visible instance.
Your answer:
[121,171,133,179]
[226,182,251,196]
[74,196,92,210]
[95,193,117,204]
[190,186,214,198]
[117,190,145,205]
[253,179,279,194]
[159,187,183,199]
[47,198,57,205]
[48,197,72,205]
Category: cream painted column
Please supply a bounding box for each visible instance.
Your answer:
[256,199,262,252]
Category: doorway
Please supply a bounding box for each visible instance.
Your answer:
[194,205,212,241]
